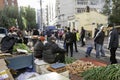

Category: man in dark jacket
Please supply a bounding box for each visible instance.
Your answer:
[65,28,74,57]
[72,29,78,52]
[107,24,119,64]
[34,36,45,59]
[94,26,106,58]
[94,28,99,50]
[43,37,66,63]
[94,28,99,38]
[80,27,85,47]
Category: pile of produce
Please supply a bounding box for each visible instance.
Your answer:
[81,64,120,80]
[66,60,97,74]
[65,56,76,64]
[13,43,31,53]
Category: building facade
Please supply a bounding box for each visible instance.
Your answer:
[55,0,105,28]
[68,11,108,37]
[47,0,57,26]
[75,0,105,13]
[56,0,75,28]
[0,0,18,9]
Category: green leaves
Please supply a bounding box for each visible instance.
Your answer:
[65,56,76,64]
[81,64,120,80]
[13,43,30,53]
[0,6,36,29]
[102,0,120,25]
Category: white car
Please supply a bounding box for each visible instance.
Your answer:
[0,27,8,43]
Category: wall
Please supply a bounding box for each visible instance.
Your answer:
[69,11,108,37]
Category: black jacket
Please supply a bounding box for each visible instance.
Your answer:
[43,41,66,63]
[44,42,66,54]
[72,32,77,42]
[33,30,39,35]
[81,29,85,38]
[94,30,105,45]
[94,29,99,38]
[65,31,73,43]
[34,40,44,58]
[108,28,119,48]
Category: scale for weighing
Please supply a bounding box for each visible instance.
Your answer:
[47,63,66,73]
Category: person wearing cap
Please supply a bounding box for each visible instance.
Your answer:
[34,36,45,59]
[94,26,106,58]
[107,24,119,64]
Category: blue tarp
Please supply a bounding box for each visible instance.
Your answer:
[46,26,56,30]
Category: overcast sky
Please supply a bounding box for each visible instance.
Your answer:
[17,0,47,9]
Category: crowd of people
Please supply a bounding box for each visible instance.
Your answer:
[0,24,119,64]
[93,24,119,64]
[33,27,86,63]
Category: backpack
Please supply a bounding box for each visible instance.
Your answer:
[65,32,72,43]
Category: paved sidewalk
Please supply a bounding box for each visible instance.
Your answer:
[58,37,120,65]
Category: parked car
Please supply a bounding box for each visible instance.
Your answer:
[0,27,8,43]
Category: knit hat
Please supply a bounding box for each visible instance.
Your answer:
[39,36,45,41]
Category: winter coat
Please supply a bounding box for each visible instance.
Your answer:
[108,28,119,48]
[94,29,99,38]
[72,32,77,42]
[34,40,44,58]
[65,31,73,44]
[80,29,85,38]
[94,30,105,45]
[43,41,66,63]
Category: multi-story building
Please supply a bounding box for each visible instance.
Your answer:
[47,0,57,26]
[0,0,18,9]
[56,0,75,28]
[75,0,104,13]
[56,0,105,28]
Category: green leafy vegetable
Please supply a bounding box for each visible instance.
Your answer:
[81,64,120,80]
[13,43,30,53]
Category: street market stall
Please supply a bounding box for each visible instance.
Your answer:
[6,54,34,70]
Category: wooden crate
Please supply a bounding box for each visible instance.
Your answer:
[47,66,66,73]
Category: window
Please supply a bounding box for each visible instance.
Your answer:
[90,0,97,5]
[76,8,85,13]
[77,8,81,13]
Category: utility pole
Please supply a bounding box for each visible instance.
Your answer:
[40,0,43,30]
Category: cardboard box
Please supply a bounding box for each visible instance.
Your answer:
[0,59,14,80]
[34,59,50,74]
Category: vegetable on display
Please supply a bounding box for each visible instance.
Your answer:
[13,43,30,53]
[81,64,120,80]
